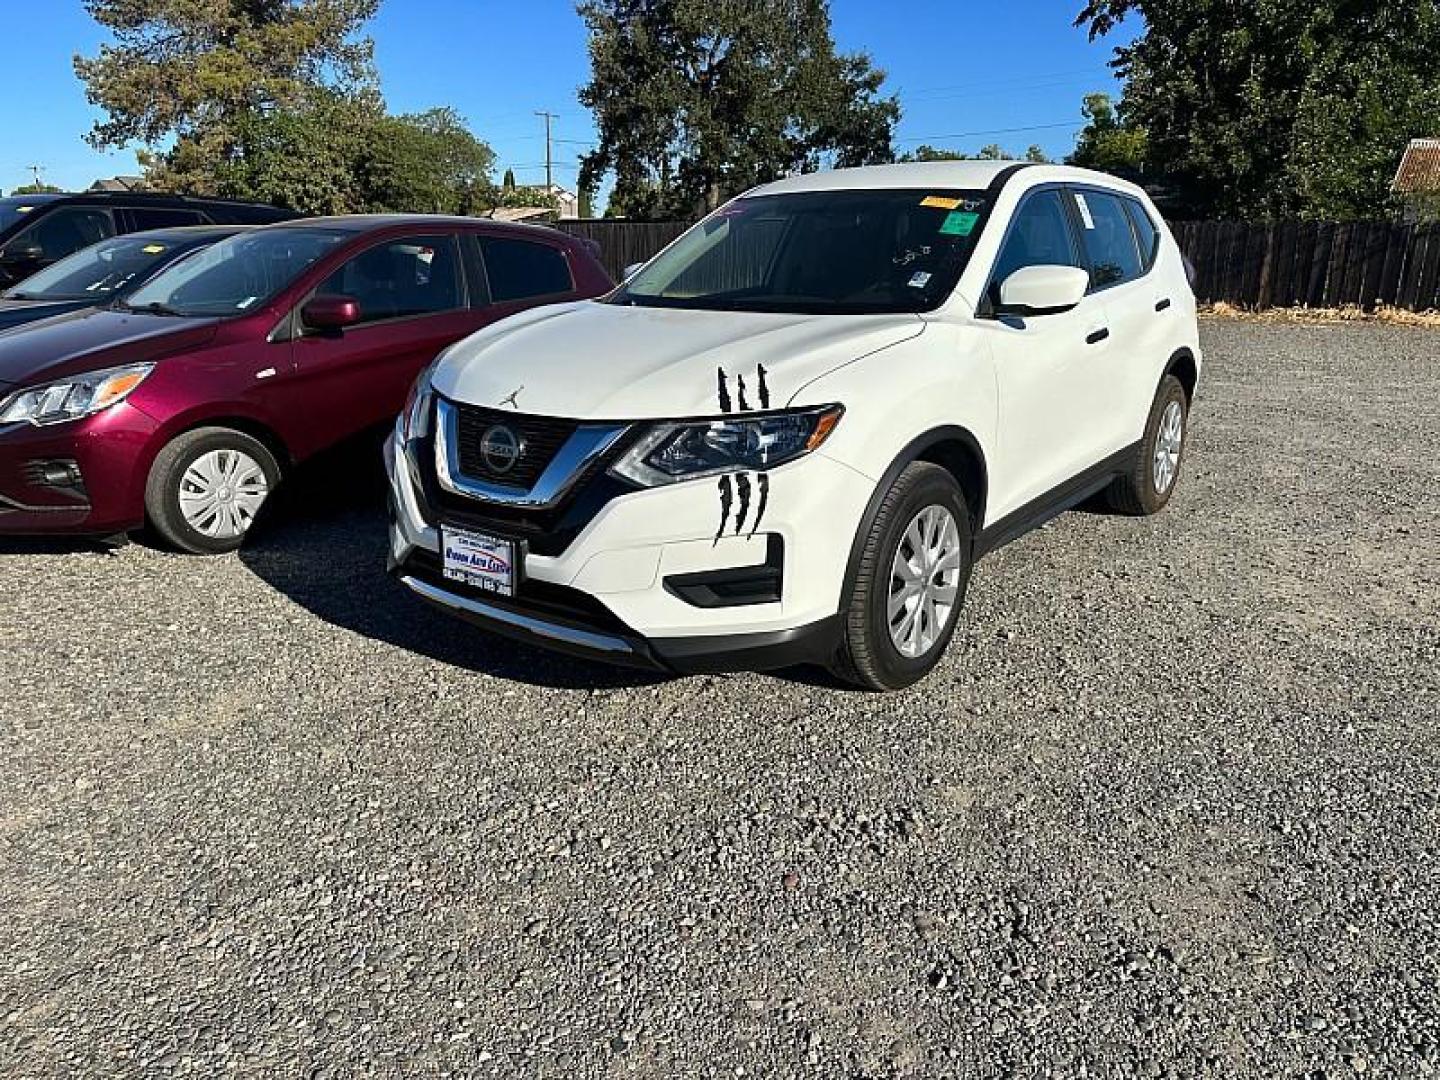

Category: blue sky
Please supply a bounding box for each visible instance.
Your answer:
[0,1,1136,205]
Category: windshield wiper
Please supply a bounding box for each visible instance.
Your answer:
[122,300,185,317]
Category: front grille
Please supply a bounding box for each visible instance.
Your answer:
[452,402,579,488]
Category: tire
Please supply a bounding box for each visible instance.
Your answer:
[144,427,282,555]
[829,462,974,691]
[1105,374,1189,516]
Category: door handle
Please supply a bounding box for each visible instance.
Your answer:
[1086,328,1111,345]
[1155,298,1173,312]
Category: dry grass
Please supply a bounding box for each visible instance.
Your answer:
[1205,301,1440,328]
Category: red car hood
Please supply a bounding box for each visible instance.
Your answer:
[0,308,222,390]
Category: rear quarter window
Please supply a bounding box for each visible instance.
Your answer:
[1125,199,1162,272]
[479,236,573,302]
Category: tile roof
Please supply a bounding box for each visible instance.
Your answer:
[1394,139,1440,195]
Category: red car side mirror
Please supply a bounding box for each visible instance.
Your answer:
[302,294,362,332]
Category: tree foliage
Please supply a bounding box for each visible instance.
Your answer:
[1066,92,1147,175]
[75,0,380,192]
[1077,0,1440,219]
[899,143,1051,164]
[577,0,899,218]
[207,93,498,215]
[10,183,64,196]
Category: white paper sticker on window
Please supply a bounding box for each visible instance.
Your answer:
[1074,193,1096,230]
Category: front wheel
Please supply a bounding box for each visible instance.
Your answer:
[144,427,281,554]
[829,462,973,691]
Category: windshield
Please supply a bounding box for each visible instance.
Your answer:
[4,235,202,301]
[610,189,991,315]
[123,227,349,317]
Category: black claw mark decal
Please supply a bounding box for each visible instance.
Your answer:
[737,374,750,412]
[717,368,732,414]
[714,475,734,546]
[748,473,770,539]
[735,473,751,534]
[757,365,770,409]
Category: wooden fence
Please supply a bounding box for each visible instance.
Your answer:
[553,220,689,281]
[1171,221,1440,312]
[555,217,1440,313]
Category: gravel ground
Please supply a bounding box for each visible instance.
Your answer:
[1,318,1437,1079]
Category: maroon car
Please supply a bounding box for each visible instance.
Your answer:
[0,216,612,552]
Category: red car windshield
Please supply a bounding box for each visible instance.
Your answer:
[123,228,350,317]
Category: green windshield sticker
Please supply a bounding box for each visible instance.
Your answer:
[939,210,980,237]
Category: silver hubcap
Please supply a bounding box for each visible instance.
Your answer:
[888,505,963,659]
[179,448,269,539]
[1153,400,1184,495]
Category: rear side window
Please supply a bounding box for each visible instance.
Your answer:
[1125,199,1161,271]
[1073,190,1143,289]
[129,207,208,230]
[991,189,1083,289]
[480,236,573,302]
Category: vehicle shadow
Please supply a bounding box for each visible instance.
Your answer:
[237,439,665,691]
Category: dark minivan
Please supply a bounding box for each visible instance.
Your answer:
[0,192,295,288]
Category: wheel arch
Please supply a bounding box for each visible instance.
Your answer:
[1165,348,1199,403]
[841,426,990,604]
[129,409,292,516]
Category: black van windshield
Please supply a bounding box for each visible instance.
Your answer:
[609,189,990,315]
[0,197,58,234]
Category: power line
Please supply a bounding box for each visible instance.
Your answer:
[894,121,1087,146]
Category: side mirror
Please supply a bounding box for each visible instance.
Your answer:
[0,242,45,268]
[302,294,362,332]
[622,262,645,281]
[995,265,1090,317]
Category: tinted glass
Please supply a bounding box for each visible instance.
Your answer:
[480,237,572,302]
[612,189,990,314]
[318,235,462,323]
[125,227,349,317]
[129,207,208,230]
[1125,198,1161,271]
[991,190,1082,287]
[1074,190,1143,288]
[4,235,201,301]
[11,208,115,263]
[0,197,63,233]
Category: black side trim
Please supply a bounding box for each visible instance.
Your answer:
[651,616,843,675]
[664,534,784,608]
[972,442,1138,560]
[1086,327,1111,345]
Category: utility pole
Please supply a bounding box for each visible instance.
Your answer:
[535,111,558,190]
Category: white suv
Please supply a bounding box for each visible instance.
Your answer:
[385,162,1200,690]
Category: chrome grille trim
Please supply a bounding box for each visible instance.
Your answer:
[434,398,629,509]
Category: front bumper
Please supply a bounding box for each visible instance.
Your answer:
[0,404,158,535]
[384,428,872,672]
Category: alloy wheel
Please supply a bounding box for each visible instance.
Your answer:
[887,504,963,659]
[1153,399,1184,495]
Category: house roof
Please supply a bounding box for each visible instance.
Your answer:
[1393,139,1440,195]
[88,175,145,192]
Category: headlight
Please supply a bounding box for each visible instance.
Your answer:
[0,362,155,427]
[397,361,438,443]
[611,405,843,487]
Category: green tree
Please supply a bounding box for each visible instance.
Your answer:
[11,183,64,196]
[76,0,380,193]
[209,95,497,216]
[502,168,517,191]
[1067,92,1147,175]
[578,0,899,218]
[898,143,1050,163]
[1077,0,1440,219]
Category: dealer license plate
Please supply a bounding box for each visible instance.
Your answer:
[441,526,516,597]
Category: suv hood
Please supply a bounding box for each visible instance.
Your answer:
[0,307,220,390]
[431,300,926,419]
